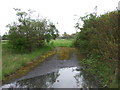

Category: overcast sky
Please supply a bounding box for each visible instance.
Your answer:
[0,0,119,36]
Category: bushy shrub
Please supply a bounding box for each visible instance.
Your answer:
[75,11,118,62]
[74,11,118,87]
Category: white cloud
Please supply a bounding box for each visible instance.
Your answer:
[0,0,119,35]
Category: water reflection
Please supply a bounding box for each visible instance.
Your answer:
[1,67,99,88]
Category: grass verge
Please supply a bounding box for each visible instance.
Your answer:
[3,50,56,84]
[2,41,53,80]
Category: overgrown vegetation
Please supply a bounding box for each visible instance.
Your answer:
[7,8,59,53]
[74,11,118,88]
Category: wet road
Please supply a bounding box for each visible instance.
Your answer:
[1,47,101,89]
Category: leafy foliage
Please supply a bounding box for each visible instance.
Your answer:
[74,11,118,87]
[75,11,118,62]
[7,9,59,53]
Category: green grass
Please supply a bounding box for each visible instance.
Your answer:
[1,40,8,44]
[51,39,74,47]
[2,39,74,80]
[2,41,52,80]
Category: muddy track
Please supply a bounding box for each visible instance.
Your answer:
[16,47,80,81]
[1,47,102,88]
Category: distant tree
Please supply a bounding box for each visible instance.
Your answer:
[62,32,70,39]
[70,33,77,39]
[2,33,8,40]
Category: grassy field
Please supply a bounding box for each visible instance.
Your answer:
[2,39,73,80]
[51,39,74,47]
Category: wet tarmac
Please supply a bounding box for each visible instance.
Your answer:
[1,47,101,89]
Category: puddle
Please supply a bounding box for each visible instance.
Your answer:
[57,47,71,60]
[1,67,100,89]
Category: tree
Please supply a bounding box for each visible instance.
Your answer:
[7,8,59,52]
[2,33,8,40]
[62,32,70,39]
